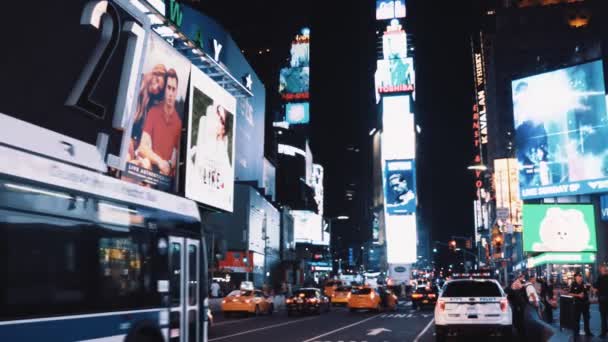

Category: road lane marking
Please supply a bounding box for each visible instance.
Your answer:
[406,314,412,318]
[301,315,380,342]
[209,316,318,341]
[413,318,434,342]
[212,317,259,326]
[367,328,391,336]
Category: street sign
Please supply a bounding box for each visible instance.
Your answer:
[496,207,509,221]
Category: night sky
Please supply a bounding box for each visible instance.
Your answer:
[196,0,479,260]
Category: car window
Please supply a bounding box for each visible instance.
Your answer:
[294,290,317,298]
[336,286,351,292]
[351,288,372,295]
[442,281,502,297]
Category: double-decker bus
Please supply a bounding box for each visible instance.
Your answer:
[0,121,209,342]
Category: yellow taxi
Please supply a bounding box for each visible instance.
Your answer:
[348,286,398,312]
[324,279,343,297]
[221,289,274,317]
[330,285,351,306]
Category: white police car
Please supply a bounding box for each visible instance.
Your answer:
[434,278,512,340]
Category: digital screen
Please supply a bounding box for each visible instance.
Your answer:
[381,95,415,160]
[383,29,407,60]
[123,35,191,192]
[376,58,415,94]
[522,204,597,252]
[280,67,310,98]
[376,0,406,20]
[186,66,237,212]
[286,102,310,125]
[384,159,416,215]
[292,211,328,246]
[385,214,417,263]
[512,60,608,198]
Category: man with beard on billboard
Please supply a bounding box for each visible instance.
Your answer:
[137,69,182,181]
[385,161,416,215]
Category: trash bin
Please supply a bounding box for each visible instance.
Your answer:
[559,295,576,331]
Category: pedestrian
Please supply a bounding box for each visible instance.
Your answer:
[525,275,543,318]
[593,264,608,338]
[540,277,555,324]
[507,273,528,339]
[568,273,593,337]
[210,280,220,298]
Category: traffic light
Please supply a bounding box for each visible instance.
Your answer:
[449,240,457,251]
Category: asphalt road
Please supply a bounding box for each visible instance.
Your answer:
[209,302,435,342]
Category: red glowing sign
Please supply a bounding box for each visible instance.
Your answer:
[281,92,310,101]
[378,84,414,93]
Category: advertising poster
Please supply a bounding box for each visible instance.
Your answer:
[385,214,417,263]
[383,30,408,60]
[512,60,608,198]
[123,34,191,192]
[285,102,310,125]
[376,58,415,94]
[522,204,597,252]
[376,0,406,20]
[279,67,310,98]
[186,66,237,212]
[384,159,416,215]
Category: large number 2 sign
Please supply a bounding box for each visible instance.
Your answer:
[66,0,146,130]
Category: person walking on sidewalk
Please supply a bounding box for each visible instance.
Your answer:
[540,277,555,324]
[569,273,593,337]
[594,265,608,338]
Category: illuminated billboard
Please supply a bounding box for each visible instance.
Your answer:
[512,60,608,198]
[384,159,416,215]
[123,34,191,192]
[376,58,415,94]
[522,204,597,253]
[280,67,310,99]
[381,96,415,160]
[493,158,522,229]
[285,103,310,125]
[382,29,408,60]
[376,0,406,20]
[292,211,329,246]
[385,214,417,263]
[186,66,237,212]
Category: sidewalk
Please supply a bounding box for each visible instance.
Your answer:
[550,304,604,341]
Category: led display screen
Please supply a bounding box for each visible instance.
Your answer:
[522,204,597,252]
[381,96,415,160]
[376,0,406,20]
[280,67,310,97]
[385,214,417,263]
[285,102,310,125]
[512,60,608,198]
[376,58,415,94]
[384,159,416,215]
[186,66,237,212]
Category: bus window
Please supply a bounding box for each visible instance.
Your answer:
[171,242,182,307]
[189,244,198,306]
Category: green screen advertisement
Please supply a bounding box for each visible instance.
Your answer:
[523,204,597,252]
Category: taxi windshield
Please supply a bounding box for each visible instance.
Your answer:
[228,290,254,297]
[351,288,372,295]
[336,286,351,292]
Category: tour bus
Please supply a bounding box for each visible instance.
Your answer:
[0,120,209,341]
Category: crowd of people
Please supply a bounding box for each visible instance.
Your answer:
[507,264,608,339]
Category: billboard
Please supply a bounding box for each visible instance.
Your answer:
[280,67,310,98]
[382,30,408,60]
[376,0,406,20]
[376,58,414,94]
[522,204,597,252]
[493,158,522,228]
[122,34,191,192]
[381,96,415,160]
[285,102,310,125]
[186,66,237,212]
[385,214,417,263]
[512,60,608,198]
[384,159,416,215]
[292,211,329,246]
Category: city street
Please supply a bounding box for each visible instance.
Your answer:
[209,303,434,342]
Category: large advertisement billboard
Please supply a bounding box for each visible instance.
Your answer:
[385,214,417,263]
[376,58,415,94]
[186,66,237,212]
[512,60,608,198]
[381,96,415,160]
[522,204,597,252]
[384,159,416,215]
[285,102,310,125]
[376,0,406,20]
[122,34,191,192]
[280,67,310,98]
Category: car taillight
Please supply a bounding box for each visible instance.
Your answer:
[347,292,351,299]
[245,299,251,303]
[411,294,423,299]
[438,300,445,311]
[370,292,376,300]
[286,299,292,304]
[309,298,318,303]
[500,299,508,312]
[222,300,226,304]
[428,294,436,299]
[332,293,335,297]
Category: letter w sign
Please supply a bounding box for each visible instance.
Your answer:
[601,195,608,222]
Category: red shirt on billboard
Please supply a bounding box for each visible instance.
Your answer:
[142,102,182,166]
